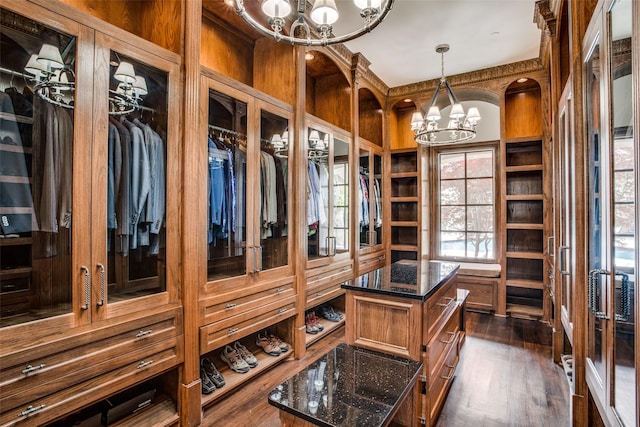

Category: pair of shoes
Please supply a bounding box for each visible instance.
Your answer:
[318,305,343,322]
[233,341,258,368]
[305,312,324,334]
[200,366,217,394]
[256,332,289,356]
[220,345,250,373]
[201,357,225,388]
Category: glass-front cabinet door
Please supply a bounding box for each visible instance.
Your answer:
[358,141,383,253]
[608,0,635,424]
[306,122,351,265]
[203,82,293,285]
[0,5,93,334]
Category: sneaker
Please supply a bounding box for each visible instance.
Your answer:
[256,333,282,356]
[201,357,225,388]
[220,345,250,373]
[319,305,343,322]
[200,366,216,394]
[311,311,324,331]
[269,334,289,352]
[234,341,258,368]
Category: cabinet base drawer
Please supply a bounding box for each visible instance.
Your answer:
[428,333,459,422]
[427,305,461,382]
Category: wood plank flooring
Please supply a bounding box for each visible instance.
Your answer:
[201,312,570,427]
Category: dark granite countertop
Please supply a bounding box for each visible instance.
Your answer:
[268,343,423,427]
[341,260,459,301]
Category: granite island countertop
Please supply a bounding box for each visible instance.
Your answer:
[268,343,423,427]
[341,260,459,301]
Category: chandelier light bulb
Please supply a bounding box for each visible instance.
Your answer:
[354,0,382,9]
[261,0,291,19]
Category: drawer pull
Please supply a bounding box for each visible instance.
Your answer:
[278,308,288,314]
[22,364,46,375]
[440,364,455,380]
[18,404,46,418]
[136,330,152,338]
[226,303,237,309]
[316,292,323,297]
[136,360,154,369]
[440,331,456,345]
[228,327,239,335]
[275,288,285,294]
[2,284,16,290]
[436,297,455,308]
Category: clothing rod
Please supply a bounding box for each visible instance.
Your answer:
[208,124,246,139]
[0,66,31,80]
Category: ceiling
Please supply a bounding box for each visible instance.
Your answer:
[327,0,543,88]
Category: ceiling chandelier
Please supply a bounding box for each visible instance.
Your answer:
[233,0,394,46]
[411,44,481,146]
[24,44,75,109]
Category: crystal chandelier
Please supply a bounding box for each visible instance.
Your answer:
[109,61,148,115]
[24,44,75,109]
[233,0,394,46]
[411,45,481,145]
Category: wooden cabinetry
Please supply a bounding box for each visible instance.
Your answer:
[357,139,385,273]
[390,149,422,263]
[0,1,183,425]
[197,72,297,409]
[501,80,551,321]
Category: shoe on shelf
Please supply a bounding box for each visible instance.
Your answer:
[256,332,282,356]
[234,341,258,368]
[201,357,226,388]
[306,313,319,334]
[269,333,289,352]
[319,305,343,322]
[220,345,250,373]
[311,311,324,331]
[200,367,217,394]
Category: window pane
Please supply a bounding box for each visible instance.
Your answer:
[467,151,493,177]
[467,206,494,232]
[440,153,465,179]
[614,171,635,202]
[467,178,493,204]
[467,233,495,259]
[441,206,465,231]
[334,207,347,228]
[613,138,634,170]
[440,232,465,257]
[613,236,634,269]
[614,203,635,235]
[440,179,465,205]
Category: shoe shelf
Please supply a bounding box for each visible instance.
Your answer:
[305,316,345,347]
[201,341,293,408]
[111,395,178,427]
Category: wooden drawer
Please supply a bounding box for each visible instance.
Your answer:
[0,274,30,295]
[199,297,296,354]
[306,280,345,308]
[0,337,183,427]
[0,298,29,319]
[358,252,385,273]
[0,308,182,405]
[200,278,295,327]
[424,277,457,342]
[428,332,459,422]
[306,261,353,289]
[456,277,497,312]
[427,305,460,383]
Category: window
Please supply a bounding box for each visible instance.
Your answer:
[438,149,496,260]
[613,136,635,274]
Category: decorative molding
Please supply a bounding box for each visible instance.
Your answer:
[389,58,545,99]
[534,0,557,36]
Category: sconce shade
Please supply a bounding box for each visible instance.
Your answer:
[261,0,292,18]
[37,44,64,70]
[25,54,46,77]
[114,61,136,83]
[449,103,465,119]
[426,106,441,121]
[467,107,481,123]
[133,75,148,96]
[311,0,339,25]
[309,130,321,144]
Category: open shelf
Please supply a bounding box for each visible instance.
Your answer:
[391,202,418,222]
[506,200,544,224]
[505,141,543,166]
[506,279,545,290]
[112,396,178,427]
[506,229,543,252]
[506,251,545,260]
[391,177,418,197]
[506,257,544,282]
[390,151,418,174]
[305,316,345,347]
[506,303,543,318]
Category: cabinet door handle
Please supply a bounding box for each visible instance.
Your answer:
[136,360,154,369]
[588,269,610,319]
[278,308,288,314]
[440,365,455,380]
[275,288,285,294]
[136,330,152,338]
[18,404,46,418]
[615,272,631,322]
[80,266,90,310]
[558,246,570,275]
[226,303,237,309]
[96,263,105,306]
[22,364,46,375]
[547,236,555,257]
[440,331,456,345]
[437,297,455,308]
[256,246,263,272]
[228,327,239,335]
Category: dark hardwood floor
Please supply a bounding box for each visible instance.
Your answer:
[201,312,570,427]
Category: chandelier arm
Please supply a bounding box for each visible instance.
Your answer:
[443,80,460,106]
[234,0,394,46]
[428,80,444,108]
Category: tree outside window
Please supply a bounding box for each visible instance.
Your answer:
[438,149,495,260]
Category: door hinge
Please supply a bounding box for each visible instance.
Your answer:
[422,344,427,352]
[420,375,427,394]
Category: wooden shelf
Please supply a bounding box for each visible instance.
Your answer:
[111,396,178,427]
[505,194,543,201]
[0,237,32,246]
[505,164,543,173]
[390,172,418,179]
[201,347,293,408]
[506,279,545,290]
[505,135,543,144]
[506,223,544,230]
[391,244,418,251]
[0,266,32,277]
[506,251,545,259]
[390,196,418,203]
[305,317,345,347]
[506,303,543,318]
[390,221,418,227]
